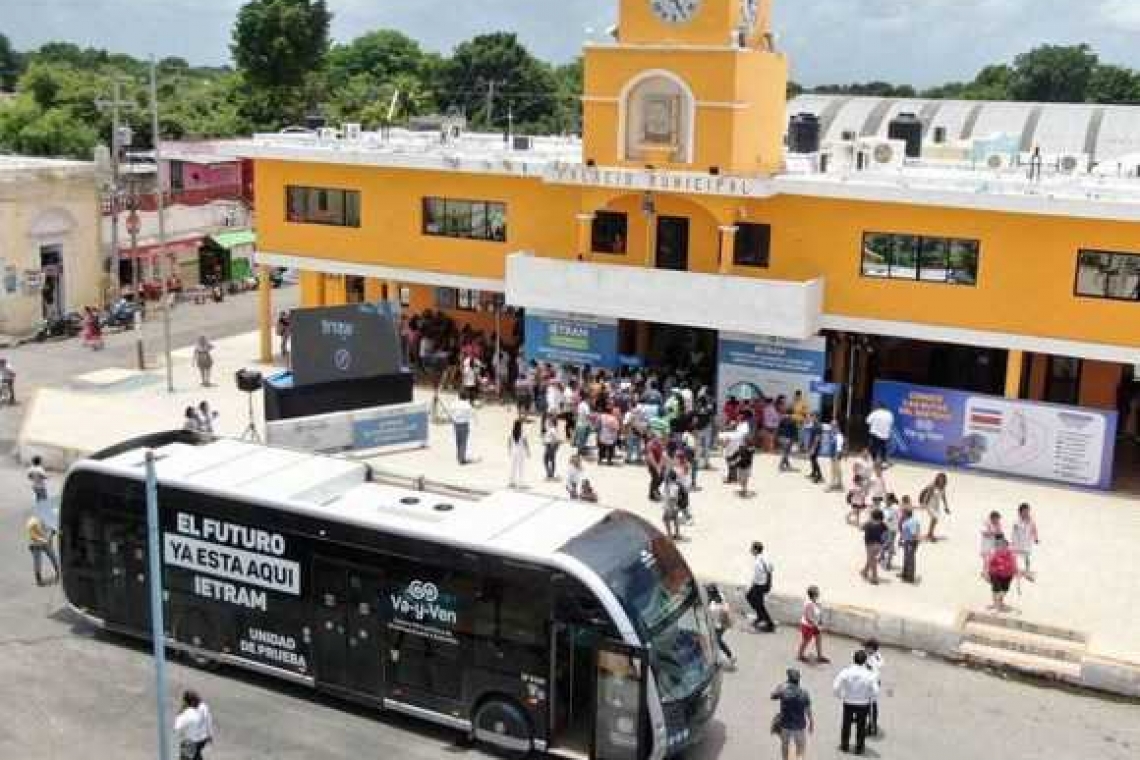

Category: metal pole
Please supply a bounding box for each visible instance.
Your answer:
[144,450,172,760]
[109,82,121,303]
[151,58,174,393]
[845,336,858,438]
[96,80,132,302]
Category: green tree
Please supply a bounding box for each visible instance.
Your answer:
[16,106,98,158]
[327,30,423,87]
[966,64,1013,100]
[1009,44,1098,103]
[552,58,583,134]
[0,33,21,91]
[232,0,331,90]
[1087,64,1140,105]
[434,33,559,132]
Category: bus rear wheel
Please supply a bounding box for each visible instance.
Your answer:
[471,698,534,759]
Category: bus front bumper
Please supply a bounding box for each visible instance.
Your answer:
[661,668,722,756]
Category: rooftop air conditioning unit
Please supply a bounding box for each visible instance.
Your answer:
[985,152,1012,170]
[342,123,362,141]
[858,139,905,170]
[1057,153,1089,174]
[512,135,534,151]
[317,127,339,141]
[820,141,855,174]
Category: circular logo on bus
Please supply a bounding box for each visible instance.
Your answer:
[334,348,352,372]
[407,580,439,602]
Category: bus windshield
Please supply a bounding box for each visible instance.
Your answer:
[560,513,716,700]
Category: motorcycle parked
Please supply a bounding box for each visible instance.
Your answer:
[103,299,141,331]
[34,311,83,342]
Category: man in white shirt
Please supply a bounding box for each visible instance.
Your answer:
[745,541,776,632]
[450,398,474,465]
[833,650,880,754]
[865,405,894,466]
[173,690,214,759]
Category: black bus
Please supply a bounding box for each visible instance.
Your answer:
[59,432,720,760]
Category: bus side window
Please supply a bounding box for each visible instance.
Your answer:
[554,577,616,635]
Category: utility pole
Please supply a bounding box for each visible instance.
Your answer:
[484,80,497,127]
[95,80,133,301]
[144,450,172,760]
[150,57,174,393]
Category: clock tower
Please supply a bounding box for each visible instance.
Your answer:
[582,0,787,175]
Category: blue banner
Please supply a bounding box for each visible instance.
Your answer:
[873,381,1118,490]
[717,333,828,409]
[352,404,430,452]
[525,310,619,369]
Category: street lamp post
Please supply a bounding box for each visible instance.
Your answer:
[150,57,174,393]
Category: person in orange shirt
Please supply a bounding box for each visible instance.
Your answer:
[27,515,60,587]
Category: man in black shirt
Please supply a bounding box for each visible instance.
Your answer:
[861,509,888,585]
[771,668,813,760]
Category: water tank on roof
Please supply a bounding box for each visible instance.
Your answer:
[788,113,821,154]
[888,112,923,158]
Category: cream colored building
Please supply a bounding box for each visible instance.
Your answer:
[0,157,101,336]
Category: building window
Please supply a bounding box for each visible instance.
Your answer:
[733,223,771,268]
[423,197,507,242]
[591,212,627,254]
[286,186,360,227]
[435,287,481,312]
[861,232,979,286]
[1075,250,1140,302]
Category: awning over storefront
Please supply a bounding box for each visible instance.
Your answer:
[505,253,824,341]
[208,229,257,251]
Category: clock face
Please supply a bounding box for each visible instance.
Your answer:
[650,0,702,24]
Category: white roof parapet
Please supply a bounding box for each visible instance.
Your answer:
[229,124,1140,219]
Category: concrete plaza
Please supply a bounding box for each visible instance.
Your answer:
[16,331,1140,693]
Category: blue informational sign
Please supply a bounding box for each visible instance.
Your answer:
[873,380,1118,490]
[351,404,430,452]
[525,310,619,369]
[717,333,828,409]
[811,381,843,396]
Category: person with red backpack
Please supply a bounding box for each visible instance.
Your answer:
[986,534,1019,612]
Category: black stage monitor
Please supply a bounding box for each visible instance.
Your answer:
[291,303,402,387]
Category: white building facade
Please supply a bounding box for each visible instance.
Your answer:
[0,157,101,336]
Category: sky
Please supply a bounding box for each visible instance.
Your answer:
[4,0,1140,87]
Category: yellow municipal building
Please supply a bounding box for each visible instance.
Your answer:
[239,0,1140,480]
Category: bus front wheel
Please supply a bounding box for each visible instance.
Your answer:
[471,698,534,759]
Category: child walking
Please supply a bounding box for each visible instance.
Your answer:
[707,585,737,669]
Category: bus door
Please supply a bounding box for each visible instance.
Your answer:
[103,518,150,632]
[593,642,648,760]
[312,558,385,700]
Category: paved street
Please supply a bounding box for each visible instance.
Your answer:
[1,453,1136,759]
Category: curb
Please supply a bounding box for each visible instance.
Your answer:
[720,584,963,660]
[718,582,1140,699]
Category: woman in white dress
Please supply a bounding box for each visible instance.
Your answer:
[507,418,531,489]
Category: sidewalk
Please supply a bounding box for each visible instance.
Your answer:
[18,331,1140,695]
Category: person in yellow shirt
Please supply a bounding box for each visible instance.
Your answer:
[27,515,60,587]
[791,390,810,452]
